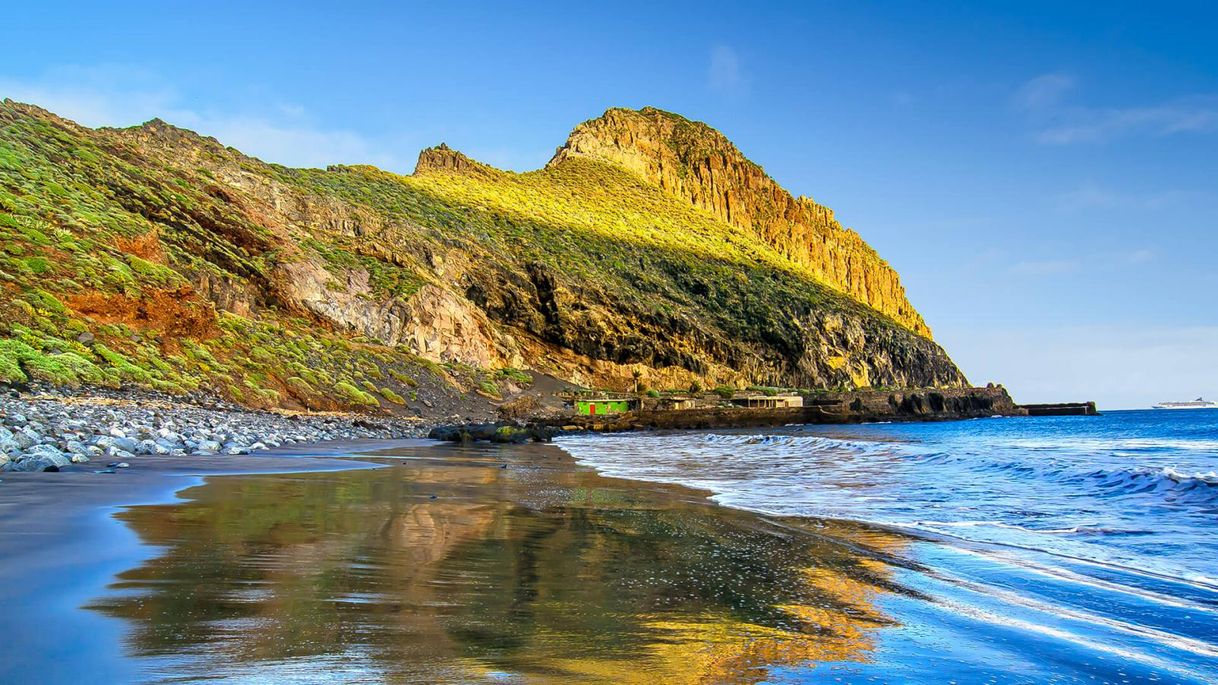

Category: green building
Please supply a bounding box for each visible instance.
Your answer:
[575,398,637,416]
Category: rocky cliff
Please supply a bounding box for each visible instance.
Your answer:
[549,107,929,335]
[0,100,966,414]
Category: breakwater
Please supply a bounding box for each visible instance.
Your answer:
[547,386,1023,433]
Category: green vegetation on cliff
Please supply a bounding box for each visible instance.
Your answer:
[0,99,965,411]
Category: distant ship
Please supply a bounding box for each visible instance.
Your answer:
[1152,397,1218,410]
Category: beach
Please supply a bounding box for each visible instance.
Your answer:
[2,415,1217,683]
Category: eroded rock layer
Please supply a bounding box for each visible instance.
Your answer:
[549,107,929,335]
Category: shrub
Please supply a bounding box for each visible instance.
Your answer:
[94,344,153,384]
[335,381,379,406]
[389,369,419,387]
[0,342,29,383]
[380,387,406,405]
[498,367,532,384]
[713,385,735,399]
[22,351,105,388]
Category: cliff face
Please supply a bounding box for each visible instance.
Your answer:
[0,99,965,413]
[549,107,929,336]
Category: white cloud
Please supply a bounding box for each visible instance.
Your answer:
[178,115,408,171]
[941,324,1218,410]
[1008,248,1155,278]
[1036,99,1218,144]
[708,45,746,96]
[1055,182,1213,212]
[1013,73,1218,144]
[0,65,413,172]
[1013,73,1074,111]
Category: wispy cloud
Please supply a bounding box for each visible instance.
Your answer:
[1013,72,1218,144]
[1036,99,1218,144]
[1013,73,1074,111]
[1008,248,1156,278]
[707,45,747,97]
[0,65,414,171]
[1055,181,1213,212]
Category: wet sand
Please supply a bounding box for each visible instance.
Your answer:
[0,441,401,683]
[5,437,1214,684]
[0,439,922,684]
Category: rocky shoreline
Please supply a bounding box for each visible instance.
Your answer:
[0,387,430,473]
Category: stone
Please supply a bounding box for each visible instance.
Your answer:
[12,429,37,451]
[112,437,140,454]
[76,331,95,345]
[12,445,71,472]
[92,435,117,451]
[139,439,169,455]
[196,439,222,454]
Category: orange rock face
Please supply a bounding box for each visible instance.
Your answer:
[548,107,931,337]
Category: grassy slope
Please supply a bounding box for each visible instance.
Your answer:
[0,100,962,410]
[0,103,511,412]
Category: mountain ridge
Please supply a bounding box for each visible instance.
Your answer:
[0,99,965,414]
[548,106,930,335]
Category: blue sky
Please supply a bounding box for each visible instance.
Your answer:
[3,1,1215,408]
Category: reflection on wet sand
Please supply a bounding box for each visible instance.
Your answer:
[88,444,916,683]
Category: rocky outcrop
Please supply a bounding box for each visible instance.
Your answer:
[548,107,930,336]
[415,143,493,176]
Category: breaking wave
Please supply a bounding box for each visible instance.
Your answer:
[558,411,1218,582]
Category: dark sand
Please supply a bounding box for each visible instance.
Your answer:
[0,439,918,684]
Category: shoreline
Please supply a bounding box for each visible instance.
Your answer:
[0,435,918,683]
[2,424,1216,683]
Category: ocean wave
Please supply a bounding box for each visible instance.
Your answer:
[913,520,1155,537]
[906,452,1218,507]
[1006,437,1218,453]
[1081,466,1218,504]
[699,432,901,454]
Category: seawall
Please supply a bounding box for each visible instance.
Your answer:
[548,386,1023,432]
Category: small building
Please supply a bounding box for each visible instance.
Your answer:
[730,394,804,409]
[575,398,639,416]
[657,397,698,411]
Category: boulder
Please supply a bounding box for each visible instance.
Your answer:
[195,439,223,454]
[11,445,71,472]
[12,429,37,451]
[139,439,169,455]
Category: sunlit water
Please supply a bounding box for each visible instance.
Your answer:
[561,409,1218,683]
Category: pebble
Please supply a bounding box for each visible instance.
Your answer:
[0,391,428,473]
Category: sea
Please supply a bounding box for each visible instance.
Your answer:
[561,409,1218,684]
